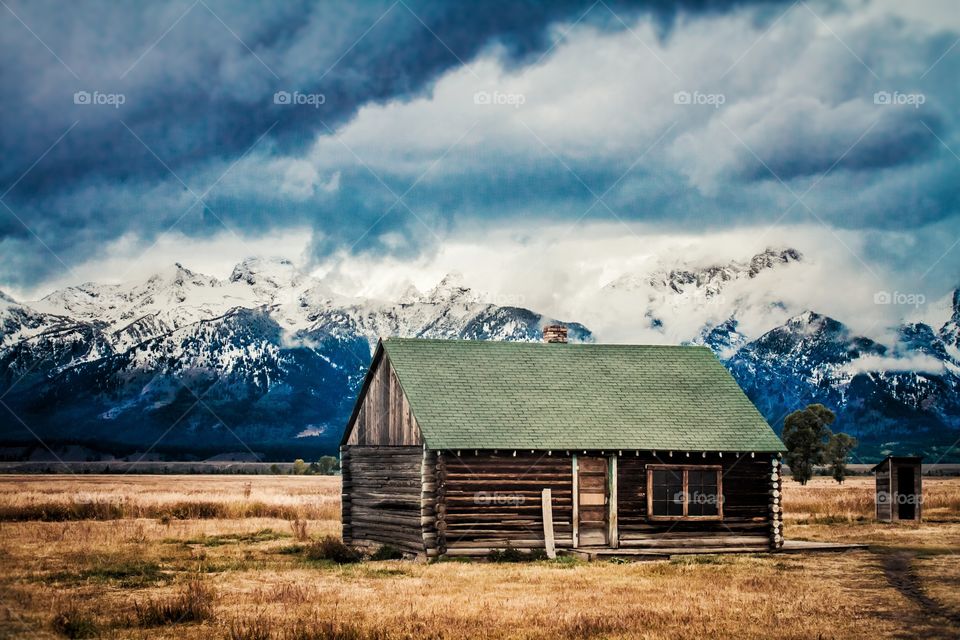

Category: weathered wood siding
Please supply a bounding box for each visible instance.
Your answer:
[438,452,574,555]
[875,459,892,520]
[617,453,777,551]
[340,446,425,555]
[345,354,422,446]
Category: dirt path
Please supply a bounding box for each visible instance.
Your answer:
[882,551,960,630]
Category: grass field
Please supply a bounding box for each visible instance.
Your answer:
[0,475,958,639]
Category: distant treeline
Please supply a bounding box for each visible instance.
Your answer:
[0,461,339,475]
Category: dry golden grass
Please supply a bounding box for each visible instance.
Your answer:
[0,474,956,639]
[782,476,960,523]
[0,475,341,522]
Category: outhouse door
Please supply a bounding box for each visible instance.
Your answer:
[577,456,609,546]
[897,465,915,520]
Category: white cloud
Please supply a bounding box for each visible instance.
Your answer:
[12,228,313,301]
[312,220,917,343]
[842,353,948,375]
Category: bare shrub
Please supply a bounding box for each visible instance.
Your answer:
[284,618,385,640]
[304,536,361,564]
[290,518,309,541]
[51,602,98,638]
[227,615,273,640]
[134,579,216,627]
[368,545,403,561]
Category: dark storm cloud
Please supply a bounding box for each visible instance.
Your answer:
[2,0,959,291]
[1,0,772,196]
[0,0,792,286]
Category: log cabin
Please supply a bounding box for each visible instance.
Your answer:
[340,325,786,558]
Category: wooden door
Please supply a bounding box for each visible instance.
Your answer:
[897,465,915,520]
[577,456,609,546]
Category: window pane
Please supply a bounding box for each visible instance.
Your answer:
[690,469,720,516]
[651,467,719,518]
[651,468,683,516]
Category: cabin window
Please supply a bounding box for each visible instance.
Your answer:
[646,465,723,520]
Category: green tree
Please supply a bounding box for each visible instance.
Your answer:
[292,459,308,475]
[825,432,858,484]
[316,456,338,475]
[782,404,835,485]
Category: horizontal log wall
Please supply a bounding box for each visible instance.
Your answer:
[439,452,573,555]
[618,453,776,551]
[341,445,426,555]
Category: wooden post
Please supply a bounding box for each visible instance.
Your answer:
[608,455,618,549]
[571,454,579,548]
[542,488,556,559]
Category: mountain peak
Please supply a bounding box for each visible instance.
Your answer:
[618,246,803,296]
[425,272,475,303]
[229,257,304,291]
[785,310,834,332]
[0,289,15,305]
[397,283,423,304]
[748,247,802,277]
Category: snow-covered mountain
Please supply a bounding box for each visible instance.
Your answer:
[600,247,806,341]
[724,309,960,461]
[607,247,803,297]
[1,249,958,461]
[0,259,589,459]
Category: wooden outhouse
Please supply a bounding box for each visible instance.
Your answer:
[340,327,786,558]
[873,456,923,522]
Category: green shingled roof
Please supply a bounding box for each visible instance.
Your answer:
[374,338,784,452]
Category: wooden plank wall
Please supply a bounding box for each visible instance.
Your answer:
[340,445,352,544]
[876,460,892,521]
[340,445,425,555]
[618,453,775,552]
[346,355,423,446]
[438,452,574,555]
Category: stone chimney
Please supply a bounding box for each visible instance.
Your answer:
[543,324,568,344]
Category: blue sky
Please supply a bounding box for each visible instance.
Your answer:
[1,0,959,317]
